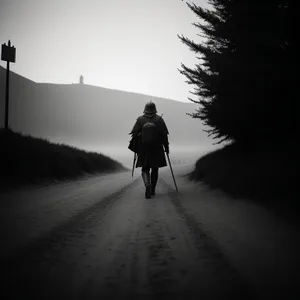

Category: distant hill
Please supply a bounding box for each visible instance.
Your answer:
[0,66,212,149]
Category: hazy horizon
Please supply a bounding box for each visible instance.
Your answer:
[65,142,216,169]
[0,66,215,166]
[0,0,210,103]
[0,0,216,169]
[0,65,193,104]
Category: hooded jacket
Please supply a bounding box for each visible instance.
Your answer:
[129,114,169,168]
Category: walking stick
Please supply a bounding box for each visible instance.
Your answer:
[132,152,137,177]
[166,153,178,192]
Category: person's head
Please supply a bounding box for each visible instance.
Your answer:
[143,101,157,117]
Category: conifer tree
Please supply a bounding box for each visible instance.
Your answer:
[179,0,296,146]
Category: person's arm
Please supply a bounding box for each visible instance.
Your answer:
[129,118,142,153]
[162,134,169,154]
[158,117,169,154]
[129,118,142,137]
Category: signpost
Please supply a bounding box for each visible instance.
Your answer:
[1,40,16,129]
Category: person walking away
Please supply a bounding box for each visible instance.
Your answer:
[128,101,169,198]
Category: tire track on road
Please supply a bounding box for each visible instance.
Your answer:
[144,197,179,298]
[0,178,140,298]
[160,177,256,299]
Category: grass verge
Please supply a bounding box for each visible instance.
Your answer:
[0,129,127,191]
[190,142,298,222]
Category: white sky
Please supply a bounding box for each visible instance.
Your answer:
[0,0,209,102]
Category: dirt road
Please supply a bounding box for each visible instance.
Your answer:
[0,165,299,299]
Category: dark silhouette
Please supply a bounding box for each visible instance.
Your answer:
[0,129,126,191]
[129,102,169,198]
[179,1,297,222]
[1,39,16,130]
[178,1,296,147]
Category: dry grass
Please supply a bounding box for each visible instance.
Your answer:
[190,142,298,221]
[0,129,127,190]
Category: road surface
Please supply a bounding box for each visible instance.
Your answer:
[0,164,299,299]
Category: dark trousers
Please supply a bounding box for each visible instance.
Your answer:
[141,166,159,190]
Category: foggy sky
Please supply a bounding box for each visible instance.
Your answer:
[0,0,210,102]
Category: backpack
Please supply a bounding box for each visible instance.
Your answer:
[141,119,159,145]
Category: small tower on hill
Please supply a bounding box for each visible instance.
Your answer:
[79,74,84,84]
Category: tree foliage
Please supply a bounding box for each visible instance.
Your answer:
[179,0,296,145]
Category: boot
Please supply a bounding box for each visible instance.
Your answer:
[151,188,155,196]
[151,169,158,196]
[142,171,151,199]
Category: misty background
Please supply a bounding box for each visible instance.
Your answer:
[0,67,214,168]
[0,0,210,101]
[0,0,216,168]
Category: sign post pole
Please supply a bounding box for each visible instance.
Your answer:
[5,59,10,129]
[1,40,16,130]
